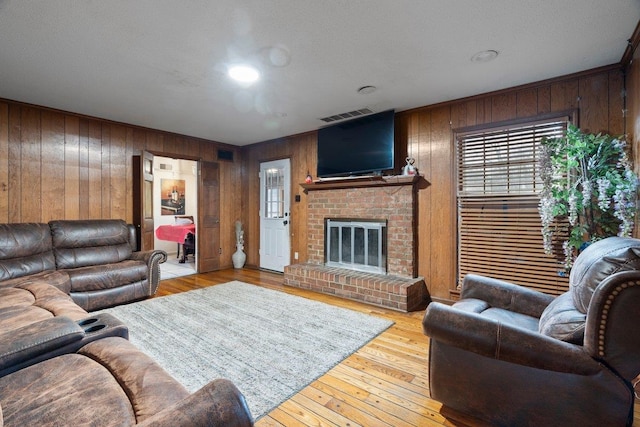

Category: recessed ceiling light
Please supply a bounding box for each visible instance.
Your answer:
[471,50,499,63]
[228,65,260,84]
[357,85,377,95]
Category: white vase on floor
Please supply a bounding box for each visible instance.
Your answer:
[232,245,246,268]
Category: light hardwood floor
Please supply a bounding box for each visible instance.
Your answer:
[157,268,640,427]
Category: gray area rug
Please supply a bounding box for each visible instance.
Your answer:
[98,281,393,420]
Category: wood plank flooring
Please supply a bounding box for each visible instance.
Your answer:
[157,268,640,427]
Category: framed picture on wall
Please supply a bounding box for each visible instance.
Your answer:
[160,179,186,215]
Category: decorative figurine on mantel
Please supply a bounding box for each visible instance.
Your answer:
[232,220,246,268]
[402,157,418,176]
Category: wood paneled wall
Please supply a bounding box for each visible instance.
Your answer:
[0,63,630,300]
[243,65,626,301]
[0,100,243,269]
[239,132,317,269]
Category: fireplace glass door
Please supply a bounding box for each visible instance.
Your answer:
[325,219,386,274]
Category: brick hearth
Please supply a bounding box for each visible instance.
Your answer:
[284,263,430,312]
[284,176,430,312]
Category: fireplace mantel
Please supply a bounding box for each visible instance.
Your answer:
[300,174,421,193]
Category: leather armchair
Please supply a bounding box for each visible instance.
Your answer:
[422,236,640,426]
[0,336,253,426]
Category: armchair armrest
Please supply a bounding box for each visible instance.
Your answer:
[585,270,640,380]
[130,249,168,295]
[0,317,84,376]
[137,379,254,427]
[423,302,599,375]
[461,274,555,318]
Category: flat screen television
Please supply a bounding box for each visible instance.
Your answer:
[317,109,395,178]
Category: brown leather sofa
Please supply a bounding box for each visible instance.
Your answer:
[0,220,167,311]
[0,221,254,426]
[0,336,253,426]
[422,236,640,426]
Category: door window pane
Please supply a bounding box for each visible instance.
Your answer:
[264,168,285,218]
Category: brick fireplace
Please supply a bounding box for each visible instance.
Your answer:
[284,176,430,312]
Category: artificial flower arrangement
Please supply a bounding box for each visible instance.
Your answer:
[538,124,639,270]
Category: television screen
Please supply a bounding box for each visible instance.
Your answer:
[317,109,395,178]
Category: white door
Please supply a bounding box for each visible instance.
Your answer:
[260,159,291,272]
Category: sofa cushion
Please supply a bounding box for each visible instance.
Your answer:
[0,223,55,282]
[478,307,539,332]
[0,283,88,332]
[569,237,640,313]
[49,219,133,269]
[452,298,539,331]
[0,270,71,294]
[0,354,136,427]
[538,292,586,344]
[64,260,147,293]
[78,337,190,422]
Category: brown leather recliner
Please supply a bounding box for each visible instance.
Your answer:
[0,336,253,426]
[422,236,640,427]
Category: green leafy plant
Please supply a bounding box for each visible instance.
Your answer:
[538,124,639,270]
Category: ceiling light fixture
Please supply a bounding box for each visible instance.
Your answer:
[471,50,499,63]
[228,65,260,84]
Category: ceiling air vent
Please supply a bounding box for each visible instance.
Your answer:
[319,108,374,123]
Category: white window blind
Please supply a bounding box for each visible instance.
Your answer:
[456,117,570,296]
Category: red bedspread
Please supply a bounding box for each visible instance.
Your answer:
[155,224,196,243]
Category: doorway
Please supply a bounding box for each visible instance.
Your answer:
[259,158,291,272]
[154,156,198,278]
[134,153,221,277]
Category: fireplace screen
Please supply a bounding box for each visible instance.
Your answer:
[325,219,387,274]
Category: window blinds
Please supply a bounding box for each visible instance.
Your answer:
[456,118,570,296]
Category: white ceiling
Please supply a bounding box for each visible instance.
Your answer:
[0,0,638,146]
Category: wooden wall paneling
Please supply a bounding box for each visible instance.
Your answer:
[145,131,164,153]
[109,125,127,220]
[129,128,148,222]
[550,79,579,113]
[537,85,551,114]
[289,139,303,265]
[242,148,259,267]
[218,159,239,268]
[124,127,136,224]
[428,107,456,298]
[579,73,610,134]
[413,111,432,291]
[450,100,477,128]
[516,88,538,118]
[491,93,517,122]
[7,105,21,223]
[608,69,625,136]
[0,103,8,223]
[101,124,111,218]
[19,107,41,222]
[200,140,215,162]
[162,134,176,155]
[79,119,90,219]
[64,116,80,219]
[40,110,65,222]
[249,149,262,268]
[476,98,492,125]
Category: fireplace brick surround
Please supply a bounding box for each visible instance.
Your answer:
[284,176,431,312]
